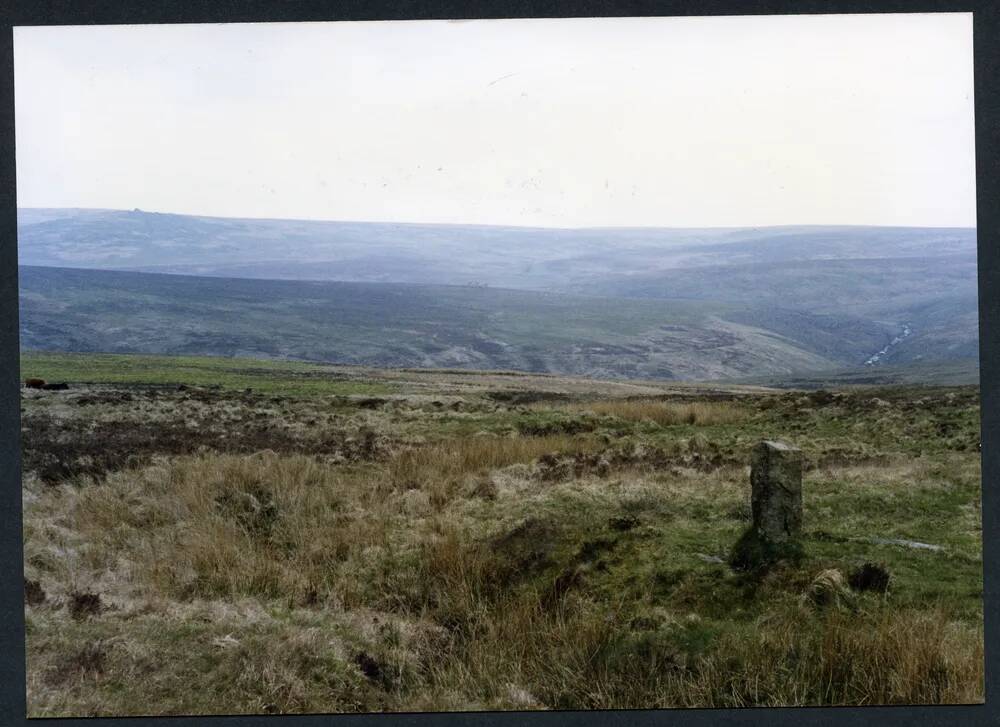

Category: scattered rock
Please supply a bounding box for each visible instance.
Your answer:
[848,562,891,593]
[869,537,944,552]
[41,382,69,391]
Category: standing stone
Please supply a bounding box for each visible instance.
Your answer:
[750,440,802,543]
[729,440,804,571]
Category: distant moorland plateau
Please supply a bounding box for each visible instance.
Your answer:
[17,208,980,383]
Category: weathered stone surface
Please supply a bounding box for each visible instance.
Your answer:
[729,440,805,571]
[750,440,802,543]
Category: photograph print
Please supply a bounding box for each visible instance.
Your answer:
[14,12,983,716]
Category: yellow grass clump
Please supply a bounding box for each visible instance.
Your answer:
[560,399,746,426]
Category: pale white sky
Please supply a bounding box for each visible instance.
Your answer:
[14,13,976,228]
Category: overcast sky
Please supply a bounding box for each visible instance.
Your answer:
[14,13,975,228]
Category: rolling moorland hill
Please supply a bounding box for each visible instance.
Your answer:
[20,266,842,381]
[17,208,980,381]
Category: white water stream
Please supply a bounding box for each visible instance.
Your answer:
[864,324,912,366]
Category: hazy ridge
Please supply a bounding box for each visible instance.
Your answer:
[17,208,980,382]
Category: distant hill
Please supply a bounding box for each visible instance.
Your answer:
[21,265,896,381]
[17,207,975,287]
[722,359,980,389]
[16,209,980,382]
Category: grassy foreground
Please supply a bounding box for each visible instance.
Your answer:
[20,353,983,715]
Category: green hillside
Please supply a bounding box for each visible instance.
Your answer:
[20,266,861,381]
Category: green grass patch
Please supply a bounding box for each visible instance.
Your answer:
[20,351,395,396]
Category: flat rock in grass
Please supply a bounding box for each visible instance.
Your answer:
[869,537,945,552]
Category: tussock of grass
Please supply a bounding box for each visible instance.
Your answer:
[68,453,406,604]
[683,607,983,707]
[559,399,746,427]
[390,434,595,492]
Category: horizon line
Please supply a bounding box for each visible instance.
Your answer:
[16,206,978,232]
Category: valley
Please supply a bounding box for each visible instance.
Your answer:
[17,209,979,383]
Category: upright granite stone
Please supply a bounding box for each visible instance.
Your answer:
[729,440,804,571]
[750,440,802,542]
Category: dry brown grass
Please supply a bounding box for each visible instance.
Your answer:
[67,453,384,603]
[21,395,984,714]
[556,399,746,427]
[389,433,594,492]
[48,435,599,607]
[683,607,984,707]
[410,524,984,709]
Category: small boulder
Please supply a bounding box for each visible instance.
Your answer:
[848,562,891,593]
